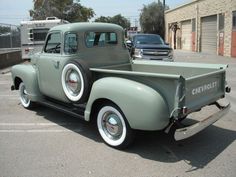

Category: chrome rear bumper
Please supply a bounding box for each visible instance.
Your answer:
[174,100,231,141]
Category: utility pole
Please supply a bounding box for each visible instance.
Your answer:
[163,0,166,41]
[10,25,12,48]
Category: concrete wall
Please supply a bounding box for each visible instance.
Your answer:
[165,0,236,57]
[0,50,22,69]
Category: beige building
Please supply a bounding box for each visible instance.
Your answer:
[165,0,236,57]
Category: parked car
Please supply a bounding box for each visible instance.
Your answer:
[11,23,230,149]
[126,34,174,61]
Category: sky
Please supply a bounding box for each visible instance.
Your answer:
[0,0,191,26]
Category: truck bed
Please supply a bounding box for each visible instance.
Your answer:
[91,60,227,118]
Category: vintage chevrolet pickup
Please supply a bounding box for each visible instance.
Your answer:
[11,23,231,149]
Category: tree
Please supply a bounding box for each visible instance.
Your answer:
[29,0,95,22]
[0,26,11,34]
[94,16,111,23]
[169,22,180,49]
[139,1,168,38]
[0,25,19,35]
[95,14,130,29]
[110,14,130,29]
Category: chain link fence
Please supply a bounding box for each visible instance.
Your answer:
[0,23,20,49]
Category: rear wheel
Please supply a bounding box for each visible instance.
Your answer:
[97,103,135,149]
[19,82,34,109]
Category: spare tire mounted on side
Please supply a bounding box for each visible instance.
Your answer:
[61,59,92,103]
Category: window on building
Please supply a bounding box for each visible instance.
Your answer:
[64,33,78,54]
[233,11,236,29]
[192,18,196,32]
[30,28,49,41]
[85,32,117,47]
[219,13,225,31]
[44,32,61,54]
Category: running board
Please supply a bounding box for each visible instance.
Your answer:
[39,100,85,120]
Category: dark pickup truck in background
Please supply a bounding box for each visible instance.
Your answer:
[126,34,174,61]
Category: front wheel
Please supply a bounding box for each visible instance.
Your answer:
[97,103,135,149]
[19,82,34,109]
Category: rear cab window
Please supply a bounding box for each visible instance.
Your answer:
[85,32,117,47]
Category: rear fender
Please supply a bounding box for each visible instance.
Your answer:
[85,77,169,131]
[11,64,42,102]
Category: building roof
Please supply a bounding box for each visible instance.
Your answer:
[165,0,200,14]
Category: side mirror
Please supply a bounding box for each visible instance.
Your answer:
[165,42,170,46]
[126,40,133,48]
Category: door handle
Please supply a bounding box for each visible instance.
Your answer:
[52,60,60,68]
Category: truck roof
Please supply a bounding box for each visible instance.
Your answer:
[49,22,124,33]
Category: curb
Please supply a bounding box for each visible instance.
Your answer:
[1,68,11,75]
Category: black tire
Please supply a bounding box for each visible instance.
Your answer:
[61,59,92,103]
[96,102,135,149]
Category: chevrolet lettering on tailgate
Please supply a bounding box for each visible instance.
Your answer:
[192,81,218,95]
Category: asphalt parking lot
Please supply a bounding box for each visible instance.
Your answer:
[0,50,235,177]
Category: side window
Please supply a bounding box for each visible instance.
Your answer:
[64,33,78,54]
[85,32,117,47]
[192,18,196,32]
[218,13,224,31]
[30,28,49,41]
[233,11,236,30]
[44,32,61,54]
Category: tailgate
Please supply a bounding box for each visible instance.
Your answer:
[185,69,226,112]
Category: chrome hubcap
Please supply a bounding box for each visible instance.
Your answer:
[20,84,29,104]
[65,69,81,96]
[102,112,123,140]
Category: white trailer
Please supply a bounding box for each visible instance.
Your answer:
[20,17,68,59]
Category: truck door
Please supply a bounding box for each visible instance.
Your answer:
[37,31,68,102]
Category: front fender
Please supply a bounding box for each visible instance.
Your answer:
[11,64,42,102]
[85,77,169,131]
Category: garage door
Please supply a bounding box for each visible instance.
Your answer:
[201,15,217,54]
[181,20,191,50]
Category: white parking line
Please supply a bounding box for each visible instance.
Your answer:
[7,97,19,100]
[0,123,83,133]
[0,123,75,126]
[0,94,18,100]
[0,95,18,97]
[0,129,82,133]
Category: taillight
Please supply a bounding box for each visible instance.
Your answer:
[181,106,188,115]
[225,86,231,93]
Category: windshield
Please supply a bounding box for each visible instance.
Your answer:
[134,35,164,45]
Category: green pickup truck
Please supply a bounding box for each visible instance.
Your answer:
[11,23,231,149]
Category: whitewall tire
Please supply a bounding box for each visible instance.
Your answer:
[61,60,91,103]
[62,63,84,102]
[97,103,135,149]
[19,82,34,109]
